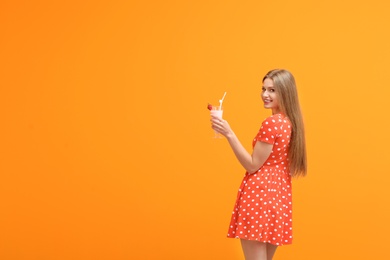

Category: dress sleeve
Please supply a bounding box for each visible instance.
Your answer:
[255,116,279,145]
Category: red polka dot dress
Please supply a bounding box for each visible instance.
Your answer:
[227,113,293,246]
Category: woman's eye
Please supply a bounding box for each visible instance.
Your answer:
[270,89,275,92]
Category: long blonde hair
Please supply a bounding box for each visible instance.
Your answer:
[263,69,307,177]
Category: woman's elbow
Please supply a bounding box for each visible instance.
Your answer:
[246,160,266,174]
[246,166,260,174]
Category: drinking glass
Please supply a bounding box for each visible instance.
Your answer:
[210,105,223,138]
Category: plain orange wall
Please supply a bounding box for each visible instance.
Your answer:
[1,1,390,259]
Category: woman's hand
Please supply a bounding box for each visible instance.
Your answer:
[210,115,233,138]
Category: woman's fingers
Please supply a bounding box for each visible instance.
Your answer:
[211,120,226,132]
[210,117,224,124]
[211,119,224,127]
[210,115,228,136]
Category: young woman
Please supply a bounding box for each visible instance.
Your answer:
[211,69,307,260]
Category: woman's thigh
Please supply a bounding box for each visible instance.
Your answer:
[240,240,267,260]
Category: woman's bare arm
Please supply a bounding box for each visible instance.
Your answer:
[211,116,273,173]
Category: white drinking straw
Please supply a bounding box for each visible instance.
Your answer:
[219,92,227,110]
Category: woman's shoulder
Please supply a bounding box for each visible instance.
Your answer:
[262,113,284,124]
[259,114,291,135]
[260,114,291,129]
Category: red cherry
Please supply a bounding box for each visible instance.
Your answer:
[207,103,212,110]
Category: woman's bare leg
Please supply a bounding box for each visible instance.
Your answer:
[240,239,279,260]
[240,239,267,260]
[266,243,278,260]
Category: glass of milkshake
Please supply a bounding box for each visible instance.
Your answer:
[210,105,223,138]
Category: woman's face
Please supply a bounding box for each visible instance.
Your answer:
[261,78,280,114]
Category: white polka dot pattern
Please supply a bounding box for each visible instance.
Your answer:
[227,114,293,246]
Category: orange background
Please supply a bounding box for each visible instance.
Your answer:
[1,1,390,259]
